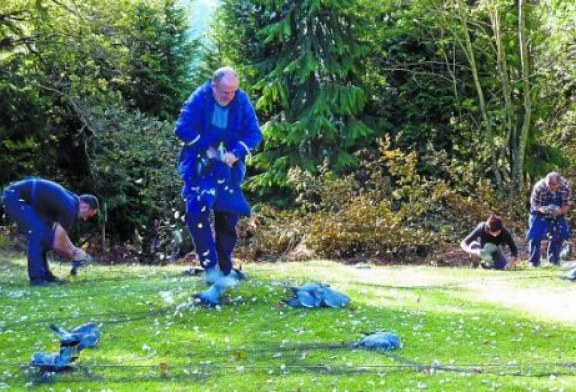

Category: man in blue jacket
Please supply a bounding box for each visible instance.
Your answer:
[2,178,99,286]
[175,67,262,286]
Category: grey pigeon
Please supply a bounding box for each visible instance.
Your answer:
[31,322,101,372]
[353,332,402,351]
[50,322,100,350]
[283,282,323,308]
[295,288,319,308]
[31,345,78,372]
[560,267,576,281]
[71,254,94,276]
[320,286,351,308]
[283,282,350,308]
[229,267,248,281]
[68,322,101,349]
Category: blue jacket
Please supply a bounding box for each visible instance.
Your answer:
[175,81,263,189]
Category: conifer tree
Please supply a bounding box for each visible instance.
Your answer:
[218,0,374,189]
[121,0,198,120]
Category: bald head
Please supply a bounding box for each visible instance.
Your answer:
[545,171,562,192]
[212,67,238,84]
[546,172,561,184]
[211,67,239,107]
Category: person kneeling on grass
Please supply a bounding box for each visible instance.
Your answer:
[460,213,519,270]
[1,178,98,286]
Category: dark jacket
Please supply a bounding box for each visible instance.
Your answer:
[462,222,518,257]
[7,178,79,231]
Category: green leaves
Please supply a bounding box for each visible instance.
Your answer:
[259,15,292,44]
[0,0,198,239]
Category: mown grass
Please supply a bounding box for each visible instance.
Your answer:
[1,249,576,391]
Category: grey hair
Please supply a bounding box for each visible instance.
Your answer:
[212,67,238,85]
[545,172,561,185]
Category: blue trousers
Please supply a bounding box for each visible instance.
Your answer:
[526,214,570,266]
[185,198,238,276]
[2,187,55,284]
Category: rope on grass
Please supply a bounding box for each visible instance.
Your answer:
[0,264,566,304]
[0,271,186,291]
[4,358,576,385]
[2,275,572,337]
[0,306,174,331]
[1,279,193,301]
[0,280,309,332]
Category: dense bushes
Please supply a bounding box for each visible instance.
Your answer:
[240,139,530,263]
[0,0,196,241]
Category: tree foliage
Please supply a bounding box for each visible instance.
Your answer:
[216,0,375,192]
[362,0,568,195]
[245,138,527,261]
[0,0,197,239]
[2,0,576,259]
[536,0,576,176]
[117,0,198,120]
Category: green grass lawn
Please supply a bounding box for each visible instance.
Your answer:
[1,248,576,391]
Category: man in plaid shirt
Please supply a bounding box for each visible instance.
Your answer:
[527,172,572,266]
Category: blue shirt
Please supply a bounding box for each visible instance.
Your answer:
[211,104,229,131]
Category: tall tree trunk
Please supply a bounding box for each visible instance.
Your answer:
[489,1,515,185]
[453,0,504,195]
[515,0,532,192]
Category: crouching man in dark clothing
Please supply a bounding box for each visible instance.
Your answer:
[2,178,99,286]
[460,213,519,270]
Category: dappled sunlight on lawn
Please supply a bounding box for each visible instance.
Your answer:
[468,279,576,324]
[249,260,576,324]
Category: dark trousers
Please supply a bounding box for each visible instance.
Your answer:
[185,199,238,276]
[489,248,508,270]
[470,242,508,270]
[2,187,55,283]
